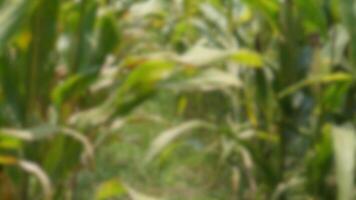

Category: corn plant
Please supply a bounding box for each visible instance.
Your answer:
[1,0,356,200]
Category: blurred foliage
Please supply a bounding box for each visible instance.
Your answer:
[1,0,356,199]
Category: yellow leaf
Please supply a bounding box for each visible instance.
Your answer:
[95,179,126,200]
[15,30,31,50]
[230,49,263,68]
[0,155,17,165]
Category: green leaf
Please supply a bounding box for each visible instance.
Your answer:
[0,0,32,51]
[0,155,17,165]
[339,0,356,69]
[69,0,98,73]
[305,124,333,195]
[112,59,175,115]
[0,136,22,150]
[0,156,53,200]
[295,0,327,35]
[242,0,280,32]
[230,49,264,68]
[95,179,126,200]
[322,82,351,113]
[26,0,60,111]
[51,72,96,107]
[278,73,353,99]
[94,11,121,64]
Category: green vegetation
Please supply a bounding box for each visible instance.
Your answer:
[1,0,356,199]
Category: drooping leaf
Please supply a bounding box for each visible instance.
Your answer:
[18,160,53,200]
[278,73,353,99]
[0,128,34,141]
[0,156,53,200]
[167,69,242,92]
[145,120,212,163]
[52,72,97,107]
[177,44,229,67]
[61,127,94,164]
[111,59,175,115]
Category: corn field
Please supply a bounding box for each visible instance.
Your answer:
[1,0,356,199]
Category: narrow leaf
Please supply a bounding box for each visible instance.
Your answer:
[145,120,211,163]
[0,0,32,50]
[332,125,356,200]
[18,160,53,200]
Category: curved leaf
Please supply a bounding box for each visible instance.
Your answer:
[145,120,212,163]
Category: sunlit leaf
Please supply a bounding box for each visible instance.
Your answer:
[18,160,53,200]
[111,59,175,115]
[177,44,264,68]
[95,179,126,200]
[332,125,356,200]
[128,0,163,19]
[0,136,22,149]
[230,49,263,68]
[167,69,242,91]
[0,128,33,141]
[200,3,227,31]
[178,44,229,67]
